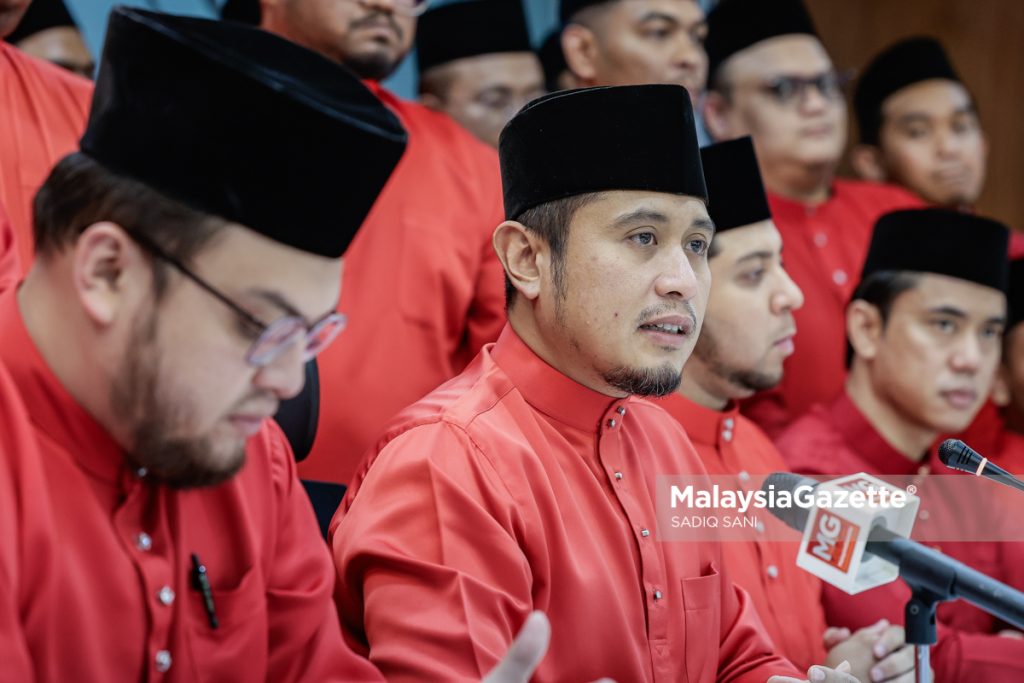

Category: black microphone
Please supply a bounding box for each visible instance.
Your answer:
[762,472,1024,630]
[938,439,1024,494]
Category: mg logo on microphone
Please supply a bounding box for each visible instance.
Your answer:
[805,508,857,573]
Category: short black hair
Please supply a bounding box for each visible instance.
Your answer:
[504,193,600,309]
[845,270,921,368]
[33,153,224,298]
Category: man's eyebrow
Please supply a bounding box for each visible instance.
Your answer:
[693,216,716,234]
[926,305,968,319]
[637,11,681,26]
[735,250,773,264]
[894,112,932,126]
[611,208,670,229]
[247,288,309,324]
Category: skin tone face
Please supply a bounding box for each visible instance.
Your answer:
[16,26,95,79]
[420,52,545,148]
[680,220,803,409]
[0,0,30,39]
[261,0,416,80]
[703,35,847,203]
[19,221,342,488]
[495,190,715,398]
[562,0,707,103]
[846,273,1006,459]
[853,79,987,209]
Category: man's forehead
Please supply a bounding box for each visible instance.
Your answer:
[713,219,781,255]
[883,79,974,116]
[725,34,831,77]
[898,272,1006,314]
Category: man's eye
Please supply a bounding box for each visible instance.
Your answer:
[687,238,709,255]
[630,232,656,246]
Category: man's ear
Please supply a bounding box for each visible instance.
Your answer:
[847,300,885,363]
[702,90,736,142]
[71,222,147,328]
[561,23,599,85]
[851,144,889,182]
[493,221,544,302]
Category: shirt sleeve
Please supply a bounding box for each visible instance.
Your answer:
[261,422,383,683]
[332,422,533,682]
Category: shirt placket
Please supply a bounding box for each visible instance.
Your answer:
[114,470,177,681]
[598,401,672,682]
[804,211,855,305]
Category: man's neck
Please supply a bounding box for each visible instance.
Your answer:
[678,363,730,411]
[845,366,936,462]
[762,159,835,206]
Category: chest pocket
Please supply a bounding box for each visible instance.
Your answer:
[186,565,268,682]
[681,562,722,683]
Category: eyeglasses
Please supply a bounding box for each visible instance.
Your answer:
[129,231,346,368]
[745,70,852,106]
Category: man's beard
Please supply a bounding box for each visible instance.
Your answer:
[111,311,247,489]
[693,328,781,393]
[603,365,682,397]
[343,11,405,81]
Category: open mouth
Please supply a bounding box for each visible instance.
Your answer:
[640,322,688,335]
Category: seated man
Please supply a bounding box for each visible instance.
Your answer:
[333,83,858,683]
[416,0,544,148]
[852,37,985,212]
[0,9,552,682]
[658,136,913,682]
[777,208,1024,683]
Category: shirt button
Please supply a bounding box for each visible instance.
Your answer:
[135,532,153,552]
[155,650,172,673]
[755,521,765,533]
[136,467,148,479]
[617,406,627,416]
[920,510,930,521]
[766,565,779,579]
[722,430,733,442]
[607,419,617,428]
[158,586,175,606]
[723,418,735,429]
[653,589,663,601]
[641,528,650,537]
[738,470,750,482]
[832,270,848,286]
[918,465,931,475]
[814,232,828,247]
[614,471,623,480]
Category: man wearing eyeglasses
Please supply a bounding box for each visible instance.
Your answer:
[700,0,922,439]
[259,0,509,486]
[0,8,567,683]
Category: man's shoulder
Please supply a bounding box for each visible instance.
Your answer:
[379,89,500,168]
[832,178,924,211]
[1,42,93,104]
[774,405,847,472]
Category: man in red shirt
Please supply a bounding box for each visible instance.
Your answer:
[776,208,1024,683]
[0,0,92,272]
[0,201,20,294]
[333,84,860,683]
[701,0,922,437]
[659,137,914,681]
[260,0,507,484]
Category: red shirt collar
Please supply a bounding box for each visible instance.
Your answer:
[0,289,126,483]
[491,324,628,433]
[827,391,932,475]
[656,392,739,448]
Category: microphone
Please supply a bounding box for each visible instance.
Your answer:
[763,472,1024,630]
[938,439,1024,494]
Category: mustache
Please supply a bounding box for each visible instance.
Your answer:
[636,302,698,328]
[349,11,404,41]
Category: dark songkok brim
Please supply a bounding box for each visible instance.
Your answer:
[854,36,961,145]
[700,137,771,232]
[860,209,1009,292]
[1008,259,1024,330]
[81,7,407,259]
[417,0,533,74]
[539,30,568,93]
[559,0,614,25]
[706,0,818,86]
[6,0,76,44]
[499,84,706,219]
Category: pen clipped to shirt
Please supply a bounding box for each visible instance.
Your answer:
[191,553,219,629]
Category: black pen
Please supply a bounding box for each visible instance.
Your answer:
[191,553,219,630]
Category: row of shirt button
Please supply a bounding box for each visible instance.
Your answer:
[810,231,847,285]
[134,527,174,674]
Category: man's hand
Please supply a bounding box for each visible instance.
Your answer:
[768,659,862,682]
[823,619,915,682]
[482,612,615,683]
